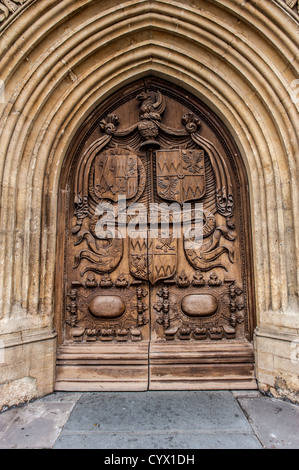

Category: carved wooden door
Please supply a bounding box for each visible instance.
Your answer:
[55,79,256,391]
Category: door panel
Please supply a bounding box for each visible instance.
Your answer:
[55,78,256,391]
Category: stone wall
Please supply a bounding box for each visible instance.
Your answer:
[0,329,56,410]
[0,0,298,408]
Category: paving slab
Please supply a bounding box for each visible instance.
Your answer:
[53,391,261,449]
[61,391,252,432]
[0,400,76,449]
[1,391,298,449]
[54,430,261,449]
[39,391,82,403]
[237,396,299,449]
[231,390,262,398]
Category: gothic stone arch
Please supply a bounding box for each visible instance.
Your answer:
[0,0,298,407]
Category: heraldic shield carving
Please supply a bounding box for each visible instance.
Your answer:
[156,149,206,204]
[94,147,138,202]
[56,79,256,392]
[129,229,178,285]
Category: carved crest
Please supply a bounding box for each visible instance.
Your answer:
[156,149,206,204]
[129,230,177,285]
[94,147,138,202]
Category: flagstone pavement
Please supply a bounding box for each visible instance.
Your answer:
[0,390,299,450]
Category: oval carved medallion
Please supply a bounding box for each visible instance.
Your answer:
[181,294,218,317]
[88,295,126,319]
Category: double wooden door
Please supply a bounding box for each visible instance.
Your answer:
[55,79,256,390]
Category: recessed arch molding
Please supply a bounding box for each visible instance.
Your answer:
[0,0,298,407]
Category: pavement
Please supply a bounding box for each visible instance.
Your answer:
[0,390,298,450]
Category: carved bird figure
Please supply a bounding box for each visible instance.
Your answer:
[131,254,148,277]
[182,151,204,173]
[157,176,179,200]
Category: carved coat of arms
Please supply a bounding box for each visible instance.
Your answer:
[156,149,205,204]
[94,147,138,202]
[129,230,178,285]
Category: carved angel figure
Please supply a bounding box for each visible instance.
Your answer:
[0,0,27,23]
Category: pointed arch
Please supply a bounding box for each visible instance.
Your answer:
[0,0,298,404]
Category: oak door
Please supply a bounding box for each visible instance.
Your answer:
[55,79,256,391]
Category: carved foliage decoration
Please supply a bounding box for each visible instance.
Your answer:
[184,221,236,272]
[154,277,246,342]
